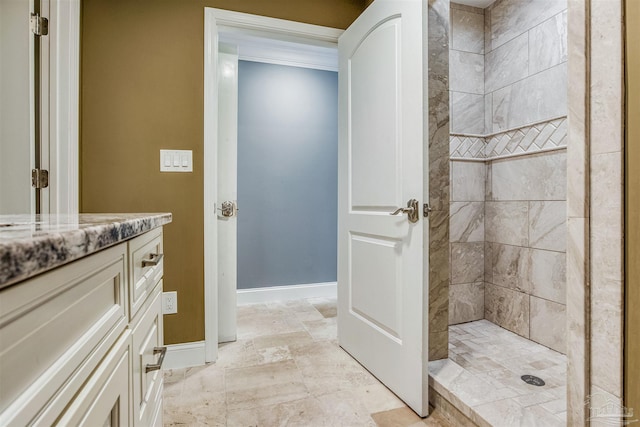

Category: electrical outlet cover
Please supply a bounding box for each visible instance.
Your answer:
[163,291,178,314]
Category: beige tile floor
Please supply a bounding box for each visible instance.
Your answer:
[163,298,453,427]
[429,320,567,427]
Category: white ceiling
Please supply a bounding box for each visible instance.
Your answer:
[454,0,496,8]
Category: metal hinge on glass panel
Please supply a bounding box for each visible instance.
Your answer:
[31,169,49,189]
[217,201,238,218]
[30,13,49,36]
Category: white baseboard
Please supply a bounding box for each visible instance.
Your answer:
[164,341,206,370]
[237,282,337,305]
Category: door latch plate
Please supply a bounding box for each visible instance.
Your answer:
[218,201,237,218]
[423,203,432,217]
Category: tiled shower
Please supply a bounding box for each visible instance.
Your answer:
[426,1,570,423]
[447,0,568,355]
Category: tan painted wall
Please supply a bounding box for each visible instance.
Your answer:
[626,0,639,415]
[80,0,366,344]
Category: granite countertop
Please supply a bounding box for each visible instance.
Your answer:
[0,213,172,289]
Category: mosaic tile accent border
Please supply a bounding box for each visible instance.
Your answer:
[450,117,567,160]
[450,136,485,159]
[485,117,567,158]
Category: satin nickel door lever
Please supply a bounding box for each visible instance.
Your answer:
[390,199,420,223]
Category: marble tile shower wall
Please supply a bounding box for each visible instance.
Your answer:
[428,0,451,362]
[449,0,568,136]
[484,0,568,355]
[449,160,486,327]
[449,148,569,356]
[448,0,568,355]
[484,152,567,354]
[485,0,567,132]
[450,3,485,135]
[448,3,487,334]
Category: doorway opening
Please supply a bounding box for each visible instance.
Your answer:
[204,3,431,417]
[203,8,343,362]
[216,34,340,343]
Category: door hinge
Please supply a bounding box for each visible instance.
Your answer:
[32,169,49,189]
[30,13,49,36]
[423,203,432,217]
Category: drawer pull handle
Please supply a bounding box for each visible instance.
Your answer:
[145,346,167,373]
[142,253,163,267]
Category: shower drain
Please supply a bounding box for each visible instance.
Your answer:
[521,375,545,386]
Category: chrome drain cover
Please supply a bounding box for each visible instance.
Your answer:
[521,375,545,386]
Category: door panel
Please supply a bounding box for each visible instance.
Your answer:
[0,0,35,214]
[217,50,239,343]
[350,18,400,210]
[338,0,427,417]
[350,233,402,339]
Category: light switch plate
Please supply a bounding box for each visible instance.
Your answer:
[160,149,193,172]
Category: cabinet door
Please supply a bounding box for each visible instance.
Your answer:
[55,331,131,427]
[132,287,164,426]
[0,243,128,426]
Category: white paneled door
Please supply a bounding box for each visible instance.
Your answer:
[217,51,239,344]
[337,0,427,417]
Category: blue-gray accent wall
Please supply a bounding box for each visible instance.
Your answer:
[237,60,338,289]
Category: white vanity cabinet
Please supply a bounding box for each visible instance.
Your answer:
[0,227,166,427]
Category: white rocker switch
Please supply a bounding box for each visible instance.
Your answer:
[160,149,193,172]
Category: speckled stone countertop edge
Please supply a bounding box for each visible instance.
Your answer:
[0,213,172,289]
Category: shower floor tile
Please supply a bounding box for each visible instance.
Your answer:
[429,320,567,427]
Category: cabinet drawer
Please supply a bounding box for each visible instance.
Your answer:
[0,243,128,426]
[132,286,164,426]
[55,330,131,427]
[129,228,163,320]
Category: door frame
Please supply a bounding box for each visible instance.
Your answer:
[38,0,81,214]
[0,0,78,215]
[46,0,80,214]
[203,8,343,362]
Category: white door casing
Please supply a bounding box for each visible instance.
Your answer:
[203,8,342,362]
[38,0,81,215]
[47,0,80,215]
[337,0,428,417]
[204,8,221,362]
